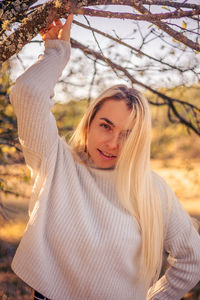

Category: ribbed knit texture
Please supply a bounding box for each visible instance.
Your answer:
[9,39,200,300]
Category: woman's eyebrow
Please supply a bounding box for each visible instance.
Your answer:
[100,117,115,127]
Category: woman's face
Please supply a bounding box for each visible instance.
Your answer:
[87,99,134,169]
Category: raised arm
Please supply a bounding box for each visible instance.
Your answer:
[9,15,73,177]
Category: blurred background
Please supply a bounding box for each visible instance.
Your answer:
[0,83,199,299]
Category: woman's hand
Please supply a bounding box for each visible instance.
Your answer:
[40,14,73,43]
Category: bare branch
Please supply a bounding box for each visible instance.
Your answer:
[0,0,38,39]
[73,19,196,73]
[0,0,76,63]
[132,3,200,52]
[71,38,200,135]
[1,0,200,63]
[73,7,200,21]
[0,0,37,24]
[0,0,199,137]
[90,0,200,10]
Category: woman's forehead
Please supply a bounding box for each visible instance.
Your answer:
[94,99,135,130]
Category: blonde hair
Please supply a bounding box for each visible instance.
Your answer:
[69,85,166,288]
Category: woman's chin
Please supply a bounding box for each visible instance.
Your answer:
[93,158,116,169]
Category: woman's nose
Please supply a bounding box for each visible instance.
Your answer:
[106,134,120,150]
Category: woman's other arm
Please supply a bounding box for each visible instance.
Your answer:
[147,182,200,300]
[9,15,73,177]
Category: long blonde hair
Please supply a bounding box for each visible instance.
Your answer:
[69,85,165,288]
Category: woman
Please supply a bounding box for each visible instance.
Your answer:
[9,15,200,300]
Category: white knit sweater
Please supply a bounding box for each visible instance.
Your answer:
[10,39,200,300]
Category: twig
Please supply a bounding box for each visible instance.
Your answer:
[73,20,189,73]
[132,3,200,52]
[91,0,200,10]
[71,38,200,135]
[72,7,200,21]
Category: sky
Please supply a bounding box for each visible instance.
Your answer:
[9,1,200,101]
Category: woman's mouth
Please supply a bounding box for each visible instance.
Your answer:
[97,149,117,160]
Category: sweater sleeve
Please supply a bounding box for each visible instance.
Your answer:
[147,186,200,300]
[9,39,71,176]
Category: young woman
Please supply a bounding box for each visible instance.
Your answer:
[9,15,200,300]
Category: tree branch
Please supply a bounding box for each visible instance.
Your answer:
[73,19,192,73]
[90,0,200,10]
[71,38,200,135]
[0,0,76,63]
[132,2,200,52]
[1,0,200,63]
[0,0,38,40]
[73,7,200,21]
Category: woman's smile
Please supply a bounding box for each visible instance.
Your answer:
[97,149,117,160]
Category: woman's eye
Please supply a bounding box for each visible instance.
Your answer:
[100,123,110,130]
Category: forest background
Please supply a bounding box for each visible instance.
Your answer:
[0,76,199,300]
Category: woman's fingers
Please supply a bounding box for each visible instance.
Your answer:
[40,22,55,38]
[54,19,63,27]
[40,14,73,43]
[58,14,73,42]
[40,21,60,42]
[64,14,74,27]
